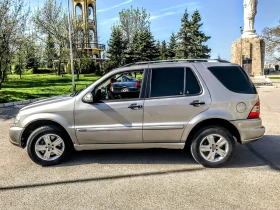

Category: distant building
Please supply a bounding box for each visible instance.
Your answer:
[265,61,280,70]
[73,0,105,61]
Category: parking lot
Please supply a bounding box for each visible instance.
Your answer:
[1,89,280,210]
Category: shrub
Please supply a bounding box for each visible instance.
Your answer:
[80,58,96,74]
[34,68,56,74]
[26,57,39,73]
[14,64,23,74]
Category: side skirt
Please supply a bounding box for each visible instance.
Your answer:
[74,143,185,151]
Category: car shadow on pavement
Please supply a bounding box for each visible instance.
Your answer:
[55,135,280,170]
[64,149,198,166]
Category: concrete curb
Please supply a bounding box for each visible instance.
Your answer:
[256,86,276,89]
[0,98,45,108]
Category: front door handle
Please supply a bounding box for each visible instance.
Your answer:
[128,104,143,110]
[190,100,205,107]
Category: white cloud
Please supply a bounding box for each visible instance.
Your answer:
[97,0,133,13]
[100,17,119,25]
[150,11,178,20]
[160,2,198,12]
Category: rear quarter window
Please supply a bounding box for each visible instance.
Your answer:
[208,66,257,94]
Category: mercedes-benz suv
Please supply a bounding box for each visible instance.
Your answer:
[9,59,265,167]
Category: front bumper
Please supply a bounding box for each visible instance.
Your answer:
[231,118,265,144]
[9,126,24,147]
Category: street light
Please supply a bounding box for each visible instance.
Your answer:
[240,26,243,68]
[67,0,76,92]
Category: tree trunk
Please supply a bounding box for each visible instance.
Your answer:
[58,61,61,75]
[77,62,80,81]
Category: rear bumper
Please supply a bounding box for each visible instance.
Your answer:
[230,118,265,144]
[9,126,24,147]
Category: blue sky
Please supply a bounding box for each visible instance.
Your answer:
[29,0,280,60]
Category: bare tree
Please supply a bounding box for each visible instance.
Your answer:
[0,0,29,89]
[33,0,92,79]
[262,21,280,61]
[33,0,69,75]
[119,6,151,45]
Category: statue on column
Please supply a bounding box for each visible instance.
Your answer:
[242,0,258,38]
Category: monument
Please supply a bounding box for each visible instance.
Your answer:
[73,0,105,60]
[231,0,265,76]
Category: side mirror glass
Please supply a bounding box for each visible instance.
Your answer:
[83,93,94,103]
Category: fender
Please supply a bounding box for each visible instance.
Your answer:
[21,113,79,145]
[181,108,235,142]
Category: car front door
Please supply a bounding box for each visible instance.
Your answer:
[143,66,211,143]
[74,70,146,144]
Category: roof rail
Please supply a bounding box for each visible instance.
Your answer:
[122,59,231,67]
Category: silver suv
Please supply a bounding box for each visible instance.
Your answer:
[9,59,265,167]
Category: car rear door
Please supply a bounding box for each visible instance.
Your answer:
[143,65,211,143]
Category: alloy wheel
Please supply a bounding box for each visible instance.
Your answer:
[199,134,229,162]
[35,134,65,161]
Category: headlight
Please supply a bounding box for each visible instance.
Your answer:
[14,115,21,124]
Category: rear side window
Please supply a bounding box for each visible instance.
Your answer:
[186,68,201,95]
[208,66,257,94]
[151,68,184,97]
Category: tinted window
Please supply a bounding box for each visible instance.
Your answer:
[208,66,257,94]
[186,68,201,95]
[151,68,184,97]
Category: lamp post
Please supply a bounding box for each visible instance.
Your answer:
[240,26,243,68]
[67,0,76,92]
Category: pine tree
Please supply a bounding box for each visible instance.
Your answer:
[188,10,211,58]
[156,40,161,60]
[106,26,127,68]
[45,34,55,68]
[138,30,159,61]
[167,32,177,59]
[176,9,211,59]
[126,31,141,63]
[161,40,168,60]
[176,9,191,59]
[128,30,158,62]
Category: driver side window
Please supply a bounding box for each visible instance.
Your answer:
[95,70,144,101]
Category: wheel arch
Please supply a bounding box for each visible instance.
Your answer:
[20,120,73,148]
[184,118,241,149]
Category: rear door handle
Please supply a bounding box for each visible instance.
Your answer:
[190,100,205,107]
[128,104,143,110]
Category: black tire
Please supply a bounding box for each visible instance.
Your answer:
[190,126,235,168]
[27,126,73,166]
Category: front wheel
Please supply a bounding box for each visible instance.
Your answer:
[27,126,72,166]
[190,126,235,168]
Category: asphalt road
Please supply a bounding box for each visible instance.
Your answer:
[1,89,280,210]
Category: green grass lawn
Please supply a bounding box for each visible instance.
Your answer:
[269,77,280,80]
[0,74,100,103]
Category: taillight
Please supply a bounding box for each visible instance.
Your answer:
[134,82,140,87]
[248,102,260,119]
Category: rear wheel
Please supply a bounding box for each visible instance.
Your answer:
[27,126,73,166]
[190,126,235,168]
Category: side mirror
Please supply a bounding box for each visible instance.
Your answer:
[83,93,94,103]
